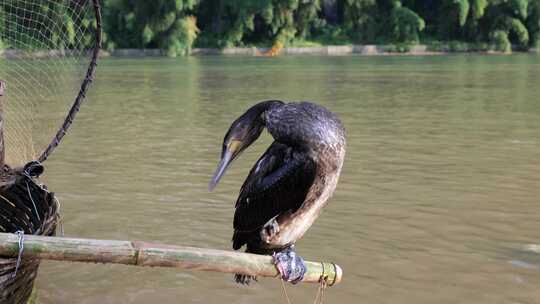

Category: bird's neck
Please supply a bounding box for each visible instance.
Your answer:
[264,114,344,153]
[252,100,284,122]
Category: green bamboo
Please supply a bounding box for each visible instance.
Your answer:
[0,232,342,285]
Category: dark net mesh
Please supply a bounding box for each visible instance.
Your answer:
[0,0,100,165]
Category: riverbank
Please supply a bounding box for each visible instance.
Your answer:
[105,45,539,57]
[1,45,538,59]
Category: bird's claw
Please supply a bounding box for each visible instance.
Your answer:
[234,274,258,285]
[261,218,280,243]
[273,246,307,284]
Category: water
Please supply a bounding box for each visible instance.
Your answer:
[29,54,540,303]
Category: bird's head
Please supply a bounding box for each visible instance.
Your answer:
[209,100,283,191]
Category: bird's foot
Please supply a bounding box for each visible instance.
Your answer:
[261,217,280,243]
[273,246,307,284]
[234,273,258,285]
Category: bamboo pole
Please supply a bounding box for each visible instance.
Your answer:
[0,233,342,285]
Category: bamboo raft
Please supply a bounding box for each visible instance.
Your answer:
[0,232,343,286]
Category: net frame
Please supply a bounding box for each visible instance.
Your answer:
[37,0,102,163]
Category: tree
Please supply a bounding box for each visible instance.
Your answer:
[386,0,425,43]
[341,0,377,42]
[104,0,199,56]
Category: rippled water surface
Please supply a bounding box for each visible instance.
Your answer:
[33,55,540,303]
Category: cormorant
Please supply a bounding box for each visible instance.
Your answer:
[209,100,346,284]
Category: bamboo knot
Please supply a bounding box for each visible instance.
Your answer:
[132,241,144,266]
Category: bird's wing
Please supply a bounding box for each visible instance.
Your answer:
[233,141,316,236]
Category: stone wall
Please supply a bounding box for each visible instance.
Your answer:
[2,45,538,59]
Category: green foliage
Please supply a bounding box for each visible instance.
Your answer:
[310,25,351,45]
[457,0,471,27]
[387,42,412,52]
[295,0,321,39]
[471,0,488,19]
[164,16,199,56]
[342,0,377,42]
[449,40,469,51]
[388,3,425,43]
[0,7,4,50]
[0,1,98,50]
[489,29,511,52]
[509,0,528,19]
[267,0,298,44]
[104,0,199,56]
[195,0,270,47]
[122,0,540,51]
[2,0,540,53]
[508,17,529,46]
[527,0,540,47]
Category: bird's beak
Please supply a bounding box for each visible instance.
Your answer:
[209,140,242,191]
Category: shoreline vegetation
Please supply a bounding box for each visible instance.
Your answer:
[2,1,540,57]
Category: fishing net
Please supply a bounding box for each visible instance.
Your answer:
[0,0,101,166]
[0,1,100,302]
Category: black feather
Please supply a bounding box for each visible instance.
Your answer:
[232,141,316,252]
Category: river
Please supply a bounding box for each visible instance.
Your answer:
[32,54,540,303]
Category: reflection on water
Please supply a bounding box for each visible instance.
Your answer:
[32,55,540,303]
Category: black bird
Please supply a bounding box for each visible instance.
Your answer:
[209,100,346,284]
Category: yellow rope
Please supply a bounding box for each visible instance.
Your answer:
[279,278,293,304]
[313,279,327,304]
[278,273,328,304]
[313,262,328,304]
